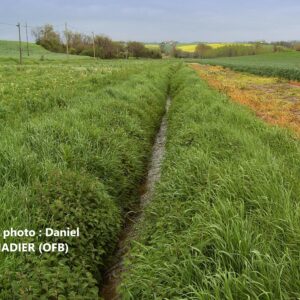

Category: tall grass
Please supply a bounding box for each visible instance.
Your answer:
[0,60,171,298]
[120,65,300,299]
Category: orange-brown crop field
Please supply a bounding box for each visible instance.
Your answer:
[191,63,300,136]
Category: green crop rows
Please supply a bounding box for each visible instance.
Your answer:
[194,51,300,81]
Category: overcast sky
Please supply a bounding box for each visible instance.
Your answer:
[0,0,299,42]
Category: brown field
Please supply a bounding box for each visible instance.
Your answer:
[191,63,300,136]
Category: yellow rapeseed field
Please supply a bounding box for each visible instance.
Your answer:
[145,44,160,49]
[177,43,251,52]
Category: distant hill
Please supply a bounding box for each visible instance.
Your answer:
[0,40,50,57]
[0,40,90,61]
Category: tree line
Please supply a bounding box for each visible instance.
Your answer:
[173,43,290,59]
[158,41,299,59]
[32,24,162,59]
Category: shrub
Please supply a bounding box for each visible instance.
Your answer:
[0,259,99,299]
[0,170,121,298]
[79,48,94,57]
[35,170,121,272]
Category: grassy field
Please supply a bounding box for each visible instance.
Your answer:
[197,51,300,81]
[0,58,172,298]
[0,40,91,63]
[120,64,300,299]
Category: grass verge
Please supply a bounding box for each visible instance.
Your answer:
[120,64,300,299]
[0,60,171,298]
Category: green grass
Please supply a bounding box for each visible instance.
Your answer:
[0,40,51,56]
[2,43,300,298]
[0,40,91,63]
[120,64,300,299]
[195,51,300,81]
[0,59,172,298]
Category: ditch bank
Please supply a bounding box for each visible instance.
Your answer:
[119,64,300,299]
[101,96,171,299]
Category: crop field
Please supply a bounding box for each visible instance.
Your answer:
[145,43,160,49]
[198,51,300,81]
[177,43,252,52]
[145,43,253,53]
[191,64,300,135]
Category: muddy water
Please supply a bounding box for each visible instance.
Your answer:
[101,97,171,300]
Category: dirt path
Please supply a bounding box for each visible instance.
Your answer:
[290,82,300,88]
[101,96,171,299]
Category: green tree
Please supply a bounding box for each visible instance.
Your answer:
[194,43,212,58]
[127,41,147,57]
[32,24,62,52]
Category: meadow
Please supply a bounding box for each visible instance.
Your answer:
[0,40,56,57]
[198,51,300,80]
[0,40,91,64]
[120,64,300,299]
[0,56,172,298]
[1,38,300,299]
